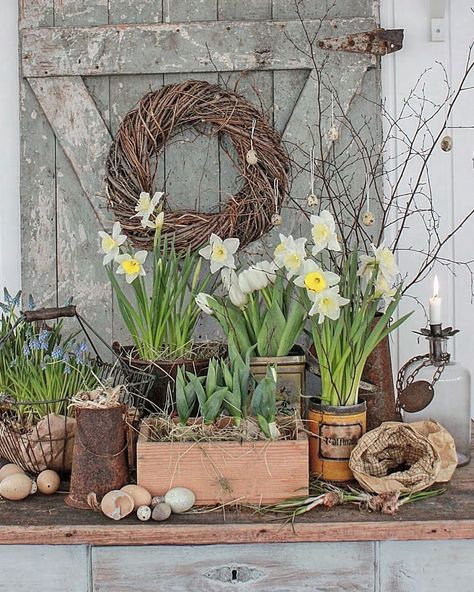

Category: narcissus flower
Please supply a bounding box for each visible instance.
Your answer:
[273,234,307,278]
[309,286,350,323]
[132,191,163,224]
[310,210,341,255]
[359,242,399,284]
[199,234,240,274]
[98,222,127,265]
[141,211,164,231]
[294,259,340,299]
[116,251,147,284]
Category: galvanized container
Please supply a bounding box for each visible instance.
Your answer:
[250,346,306,409]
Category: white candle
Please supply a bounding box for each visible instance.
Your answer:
[429,275,442,325]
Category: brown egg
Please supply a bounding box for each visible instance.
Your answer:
[0,473,32,501]
[0,464,24,483]
[101,490,134,521]
[121,484,152,510]
[37,470,61,495]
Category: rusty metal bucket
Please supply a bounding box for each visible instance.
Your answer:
[65,406,129,509]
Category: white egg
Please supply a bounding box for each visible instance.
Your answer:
[164,487,195,514]
[136,505,152,521]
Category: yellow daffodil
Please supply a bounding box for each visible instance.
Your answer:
[199,234,240,274]
[374,274,396,310]
[309,286,350,323]
[116,251,147,284]
[141,211,165,231]
[98,221,127,265]
[294,259,340,299]
[273,234,307,278]
[358,241,399,284]
[310,210,341,255]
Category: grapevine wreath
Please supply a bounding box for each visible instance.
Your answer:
[105,79,290,252]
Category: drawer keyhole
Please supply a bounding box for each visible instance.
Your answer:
[231,568,238,581]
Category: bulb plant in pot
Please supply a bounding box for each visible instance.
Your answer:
[195,234,308,409]
[99,192,221,408]
[137,345,309,505]
[289,211,411,481]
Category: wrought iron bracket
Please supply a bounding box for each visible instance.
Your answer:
[317,28,404,56]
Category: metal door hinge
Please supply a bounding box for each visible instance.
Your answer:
[317,28,404,56]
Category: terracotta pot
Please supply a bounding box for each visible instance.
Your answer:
[113,343,224,411]
[250,346,306,411]
[308,399,366,482]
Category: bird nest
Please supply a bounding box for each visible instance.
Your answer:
[105,79,290,252]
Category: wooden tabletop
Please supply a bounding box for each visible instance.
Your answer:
[1,449,473,546]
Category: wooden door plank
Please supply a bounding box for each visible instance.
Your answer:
[18,0,54,29]
[218,0,272,21]
[272,1,330,19]
[92,542,375,591]
[0,545,89,592]
[109,0,162,24]
[21,18,374,78]
[379,540,474,591]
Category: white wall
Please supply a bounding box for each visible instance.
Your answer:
[381,0,474,385]
[0,0,21,294]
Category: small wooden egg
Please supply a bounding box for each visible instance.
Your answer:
[0,473,33,501]
[306,193,319,207]
[137,505,152,522]
[271,213,282,226]
[36,470,60,495]
[362,211,375,226]
[328,126,339,141]
[152,502,172,522]
[150,495,165,509]
[0,464,24,483]
[246,149,258,165]
[164,487,195,514]
[121,484,152,510]
[101,490,134,521]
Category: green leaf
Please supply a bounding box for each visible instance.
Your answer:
[257,299,286,356]
[201,388,228,423]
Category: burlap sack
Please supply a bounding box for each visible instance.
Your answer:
[349,420,457,493]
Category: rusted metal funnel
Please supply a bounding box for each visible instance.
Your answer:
[65,406,129,509]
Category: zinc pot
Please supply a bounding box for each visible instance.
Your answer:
[308,399,367,482]
[250,346,306,409]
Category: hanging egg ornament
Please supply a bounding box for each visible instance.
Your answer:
[362,211,375,226]
[328,126,339,141]
[271,213,282,226]
[246,149,258,166]
[306,193,319,207]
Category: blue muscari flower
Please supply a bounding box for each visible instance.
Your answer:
[51,345,63,360]
[3,288,12,306]
[22,343,30,356]
[40,360,47,371]
[73,341,88,364]
[38,330,51,350]
[12,291,21,308]
[29,338,41,351]
[63,364,72,375]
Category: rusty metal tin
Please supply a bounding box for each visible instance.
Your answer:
[308,400,366,482]
[65,406,129,509]
[250,346,306,409]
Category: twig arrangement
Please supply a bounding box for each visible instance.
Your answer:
[105,79,289,252]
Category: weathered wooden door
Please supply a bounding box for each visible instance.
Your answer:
[19,0,378,342]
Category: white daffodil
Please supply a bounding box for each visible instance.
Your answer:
[309,286,350,324]
[358,242,399,284]
[116,251,147,284]
[98,221,127,265]
[195,293,215,315]
[310,210,341,255]
[238,261,278,294]
[273,234,307,278]
[221,269,248,308]
[132,191,163,223]
[374,274,396,310]
[141,211,165,231]
[294,259,340,299]
[199,234,240,274]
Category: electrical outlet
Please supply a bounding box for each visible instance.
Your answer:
[431,18,445,42]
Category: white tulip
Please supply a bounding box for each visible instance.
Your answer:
[195,293,214,315]
[199,234,240,274]
[98,222,127,265]
[238,261,277,294]
[310,210,341,255]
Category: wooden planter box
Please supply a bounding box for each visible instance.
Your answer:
[137,419,309,505]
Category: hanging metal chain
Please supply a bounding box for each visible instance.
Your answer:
[396,353,449,413]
